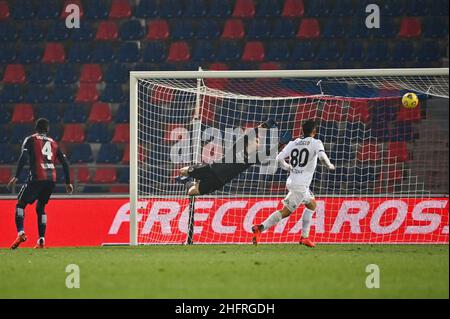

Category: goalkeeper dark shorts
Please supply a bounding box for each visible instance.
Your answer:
[187,164,224,195]
[18,180,55,205]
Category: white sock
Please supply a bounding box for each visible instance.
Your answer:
[261,211,283,231]
[302,208,314,238]
[18,230,25,236]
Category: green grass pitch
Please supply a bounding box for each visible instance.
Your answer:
[0,245,448,299]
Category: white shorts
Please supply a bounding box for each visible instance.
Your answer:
[281,186,314,213]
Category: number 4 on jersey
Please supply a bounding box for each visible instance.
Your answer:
[42,141,53,161]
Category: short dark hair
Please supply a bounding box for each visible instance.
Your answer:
[35,118,49,134]
[302,119,317,137]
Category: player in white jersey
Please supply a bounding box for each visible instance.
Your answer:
[252,119,335,247]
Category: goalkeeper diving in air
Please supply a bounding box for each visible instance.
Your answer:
[252,119,335,248]
[176,119,291,196]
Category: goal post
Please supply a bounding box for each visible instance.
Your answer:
[129,68,449,246]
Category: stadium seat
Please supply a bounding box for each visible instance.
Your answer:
[342,40,365,62]
[85,0,109,20]
[55,64,78,84]
[20,22,44,42]
[257,0,281,17]
[0,124,10,142]
[290,41,316,62]
[111,185,129,193]
[232,0,255,18]
[222,19,245,40]
[12,104,34,124]
[46,21,70,42]
[0,22,17,41]
[322,19,345,38]
[67,44,91,63]
[76,83,99,103]
[216,41,242,62]
[91,43,115,63]
[0,144,18,163]
[171,20,195,40]
[51,85,75,103]
[121,145,129,163]
[429,0,449,16]
[36,0,59,19]
[104,64,128,84]
[0,166,11,183]
[397,100,422,122]
[35,105,61,124]
[27,65,52,85]
[11,0,35,20]
[11,124,33,144]
[96,21,119,40]
[247,19,271,39]
[71,22,94,42]
[73,166,91,183]
[25,85,49,103]
[423,18,449,38]
[96,144,120,163]
[330,0,354,16]
[60,0,83,19]
[386,141,408,163]
[348,100,370,123]
[191,40,216,62]
[146,19,170,40]
[398,17,422,38]
[382,0,406,17]
[315,41,340,62]
[391,41,414,62]
[135,0,159,18]
[391,122,414,142]
[109,0,132,19]
[208,0,232,17]
[195,20,221,39]
[118,42,140,63]
[241,41,265,62]
[115,104,129,123]
[2,64,26,84]
[143,42,167,62]
[100,85,126,103]
[0,85,23,103]
[184,0,207,17]
[357,142,380,162]
[297,18,320,39]
[88,102,112,123]
[117,168,130,183]
[80,64,103,83]
[42,43,66,63]
[343,122,367,143]
[166,41,190,63]
[112,124,130,143]
[64,104,87,123]
[119,20,145,40]
[69,143,93,163]
[406,0,429,16]
[92,167,117,183]
[18,45,43,64]
[365,41,389,63]
[266,41,290,61]
[417,41,443,63]
[282,0,304,17]
[271,19,296,38]
[0,1,9,20]
[61,124,85,143]
[0,106,11,124]
[160,0,183,18]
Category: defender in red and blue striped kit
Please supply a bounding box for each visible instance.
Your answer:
[8,118,73,249]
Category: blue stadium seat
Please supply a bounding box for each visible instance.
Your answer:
[352,166,377,184]
[382,0,406,16]
[370,119,390,141]
[291,41,316,62]
[51,85,75,103]
[207,0,232,18]
[117,167,130,183]
[184,0,207,17]
[195,20,221,39]
[0,107,11,124]
[344,122,367,143]
[216,41,242,62]
[271,19,296,38]
[365,41,389,63]
[85,0,109,20]
[374,17,396,38]
[36,0,60,19]
[171,20,195,40]
[55,64,78,84]
[0,22,18,42]
[118,42,140,63]
[100,85,126,103]
[0,144,18,163]
[417,41,442,63]
[71,22,95,42]
[391,41,414,62]
[350,86,378,98]
[115,103,129,123]
[342,40,364,62]
[17,45,43,64]
[406,0,429,16]
[160,0,183,18]
[143,42,167,62]
[91,43,115,63]
[119,20,145,40]
[391,122,414,142]
[20,23,44,42]
[266,41,290,61]
[0,125,9,143]
[330,0,354,17]
[315,41,340,62]
[35,105,61,124]
[191,41,216,62]
[429,0,449,16]
[25,85,49,103]
[306,0,332,17]
[0,85,23,103]
[0,45,17,63]
[256,0,281,17]
[317,122,339,143]
[64,104,88,123]
[347,18,368,38]
[67,43,92,63]
[70,144,93,163]
[87,124,112,143]
[11,124,33,144]
[423,18,449,38]
[322,19,345,38]
[104,64,128,84]
[135,0,159,18]
[46,21,70,41]
[97,144,121,163]
[11,0,35,20]
[28,65,53,84]
[247,19,271,39]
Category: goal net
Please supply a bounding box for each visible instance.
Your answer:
[130,68,449,245]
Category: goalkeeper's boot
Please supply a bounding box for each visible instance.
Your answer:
[10,232,27,250]
[300,237,316,248]
[251,225,263,245]
[34,238,45,249]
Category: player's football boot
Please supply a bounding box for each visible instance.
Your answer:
[300,237,316,248]
[175,176,194,185]
[251,225,263,245]
[10,233,27,250]
[34,238,45,249]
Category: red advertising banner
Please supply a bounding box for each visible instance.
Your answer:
[0,197,448,247]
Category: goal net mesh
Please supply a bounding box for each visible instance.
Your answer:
[134,72,449,245]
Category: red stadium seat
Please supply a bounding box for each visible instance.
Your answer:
[292,103,318,137]
[386,142,409,163]
[111,185,129,193]
[232,0,255,18]
[121,144,129,164]
[62,124,85,143]
[348,100,370,123]
[259,62,280,70]
[76,83,99,103]
[150,86,174,104]
[80,64,103,83]
[320,99,345,122]
[12,104,34,124]
[357,142,380,162]
[2,64,26,84]
[71,166,90,183]
[205,63,229,90]
[96,21,119,40]
[221,19,245,40]
[0,1,10,20]
[397,101,421,122]
[297,18,320,39]
[88,102,112,123]
[0,167,11,183]
[242,41,265,62]
[167,41,190,62]
[61,0,84,19]
[282,0,304,17]
[398,17,422,38]
[112,124,129,143]
[146,20,170,40]
[92,167,117,183]
[201,96,216,125]
[42,43,66,63]
[109,0,131,19]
